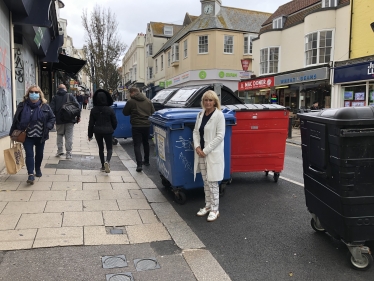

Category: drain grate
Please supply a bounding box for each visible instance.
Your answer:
[105,273,134,281]
[110,228,123,235]
[134,258,160,271]
[101,255,128,269]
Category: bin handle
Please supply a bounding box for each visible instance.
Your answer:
[226,120,237,126]
[340,128,374,137]
[170,123,185,131]
[308,166,326,177]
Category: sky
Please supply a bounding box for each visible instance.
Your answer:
[60,0,288,57]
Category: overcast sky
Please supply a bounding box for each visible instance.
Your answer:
[60,0,288,56]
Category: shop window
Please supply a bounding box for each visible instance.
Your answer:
[322,0,338,8]
[305,30,333,66]
[369,84,374,106]
[244,35,256,54]
[260,47,279,75]
[198,36,208,54]
[343,85,366,107]
[224,35,234,54]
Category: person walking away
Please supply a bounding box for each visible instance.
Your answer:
[9,85,55,184]
[123,87,155,172]
[83,94,88,109]
[193,90,225,222]
[76,93,84,109]
[88,89,117,173]
[50,84,81,159]
[310,101,319,110]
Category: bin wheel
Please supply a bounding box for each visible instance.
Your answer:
[174,191,187,205]
[161,177,171,188]
[273,172,280,182]
[227,178,233,185]
[310,218,326,232]
[265,171,269,176]
[348,252,373,271]
[112,138,118,145]
[219,183,226,197]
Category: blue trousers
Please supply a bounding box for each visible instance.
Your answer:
[23,137,45,175]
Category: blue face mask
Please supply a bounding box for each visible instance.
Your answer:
[29,92,40,100]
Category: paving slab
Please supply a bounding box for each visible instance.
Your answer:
[17,181,52,191]
[163,221,205,250]
[82,182,112,190]
[52,181,82,191]
[126,223,171,244]
[66,190,99,200]
[0,214,21,230]
[103,210,142,226]
[0,201,6,212]
[128,189,146,199]
[69,175,97,182]
[84,225,129,245]
[122,176,137,183]
[38,168,56,175]
[127,167,157,189]
[1,201,46,215]
[183,249,232,281]
[33,227,83,248]
[117,199,151,210]
[99,189,131,200]
[0,229,37,250]
[142,188,168,203]
[0,181,20,191]
[56,169,81,175]
[96,175,124,183]
[62,211,103,227]
[29,190,66,201]
[0,191,33,202]
[138,209,159,224]
[16,213,63,229]
[45,200,82,212]
[151,202,184,223]
[5,175,30,182]
[83,200,119,211]
[111,182,139,190]
[37,174,69,182]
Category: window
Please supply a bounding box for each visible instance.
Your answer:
[168,52,171,66]
[260,47,279,75]
[155,59,158,73]
[172,43,179,62]
[322,0,338,8]
[224,35,234,53]
[244,35,256,54]
[164,26,173,36]
[305,30,333,66]
[147,67,153,80]
[184,40,188,58]
[198,35,208,54]
[272,17,285,29]
[161,55,164,70]
[146,44,153,56]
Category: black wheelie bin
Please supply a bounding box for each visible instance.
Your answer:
[151,87,180,111]
[298,106,374,270]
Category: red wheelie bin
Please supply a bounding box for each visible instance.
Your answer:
[223,104,289,182]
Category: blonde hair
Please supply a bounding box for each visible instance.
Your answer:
[201,90,221,110]
[24,85,48,104]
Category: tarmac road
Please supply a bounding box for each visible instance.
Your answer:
[120,138,373,280]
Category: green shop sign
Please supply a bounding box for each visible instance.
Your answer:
[159,81,165,88]
[166,80,173,87]
[199,71,207,79]
[219,71,237,78]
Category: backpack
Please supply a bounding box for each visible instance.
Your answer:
[60,94,80,122]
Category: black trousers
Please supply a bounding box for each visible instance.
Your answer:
[132,126,150,166]
[94,133,113,166]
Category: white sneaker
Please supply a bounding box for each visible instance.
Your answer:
[104,162,110,173]
[55,152,64,157]
[66,152,72,159]
[207,211,220,222]
[196,207,211,216]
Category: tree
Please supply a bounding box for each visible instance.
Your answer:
[81,5,127,91]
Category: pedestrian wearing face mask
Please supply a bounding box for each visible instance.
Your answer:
[9,85,56,184]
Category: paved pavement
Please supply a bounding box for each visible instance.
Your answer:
[0,109,230,281]
[287,127,301,145]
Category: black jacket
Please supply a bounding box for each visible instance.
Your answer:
[88,89,117,138]
[50,88,81,124]
[123,92,155,127]
[9,102,56,143]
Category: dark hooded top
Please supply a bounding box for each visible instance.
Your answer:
[50,88,81,124]
[88,89,117,138]
[122,92,155,127]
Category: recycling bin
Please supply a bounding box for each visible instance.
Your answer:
[150,108,236,204]
[111,102,132,144]
[164,84,243,108]
[223,104,288,182]
[298,106,374,270]
[151,87,180,111]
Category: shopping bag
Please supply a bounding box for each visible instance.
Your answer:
[4,142,25,174]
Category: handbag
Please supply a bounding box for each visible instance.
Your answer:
[10,129,27,143]
[4,142,25,174]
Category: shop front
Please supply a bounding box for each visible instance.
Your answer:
[333,58,374,108]
[237,76,275,104]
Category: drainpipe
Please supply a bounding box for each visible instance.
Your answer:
[348,0,353,59]
[9,12,16,110]
[214,83,222,103]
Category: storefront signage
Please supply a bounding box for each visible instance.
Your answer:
[159,81,165,88]
[275,67,329,86]
[238,77,274,91]
[241,59,251,71]
[334,61,374,83]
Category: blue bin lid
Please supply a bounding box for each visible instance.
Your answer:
[112,101,127,109]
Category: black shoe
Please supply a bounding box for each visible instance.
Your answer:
[136,165,142,172]
[142,161,150,166]
[35,170,42,177]
[27,174,35,184]
[100,166,105,172]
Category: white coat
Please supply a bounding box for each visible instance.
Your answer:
[193,108,225,182]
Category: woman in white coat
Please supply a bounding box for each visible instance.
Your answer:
[193,90,225,222]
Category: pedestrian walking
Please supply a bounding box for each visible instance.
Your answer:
[50,84,81,159]
[193,90,225,222]
[88,89,117,173]
[310,101,319,110]
[76,93,84,109]
[9,85,56,184]
[123,87,155,172]
[83,94,88,109]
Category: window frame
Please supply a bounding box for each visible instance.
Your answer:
[322,0,338,8]
[224,35,234,54]
[244,34,256,55]
[146,44,153,56]
[161,55,164,70]
[259,46,280,75]
[198,35,209,54]
[184,40,188,58]
[155,59,158,73]
[171,43,179,62]
[272,17,284,29]
[147,67,153,80]
[168,51,171,67]
[304,29,334,66]
[164,26,173,36]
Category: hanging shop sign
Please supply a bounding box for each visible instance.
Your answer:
[238,77,274,91]
[334,61,374,83]
[241,59,251,71]
[274,67,329,86]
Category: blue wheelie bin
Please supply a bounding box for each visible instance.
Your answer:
[111,101,131,145]
[149,108,236,204]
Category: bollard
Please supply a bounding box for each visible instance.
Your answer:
[288,116,293,139]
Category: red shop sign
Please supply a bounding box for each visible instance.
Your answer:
[238,77,274,90]
[241,59,251,71]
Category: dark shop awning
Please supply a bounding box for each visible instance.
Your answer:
[52,54,87,77]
